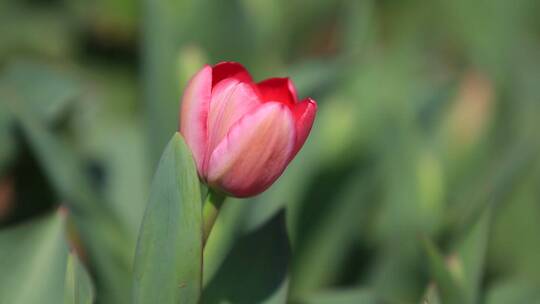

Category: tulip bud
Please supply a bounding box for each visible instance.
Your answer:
[180,62,317,197]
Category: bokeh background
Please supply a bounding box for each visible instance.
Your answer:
[1,0,540,303]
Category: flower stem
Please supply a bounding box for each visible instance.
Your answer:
[202,190,226,246]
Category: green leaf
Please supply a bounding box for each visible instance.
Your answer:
[64,252,95,304]
[455,208,491,303]
[0,212,68,304]
[421,205,491,304]
[296,288,377,304]
[132,132,203,304]
[203,210,290,304]
[423,238,467,304]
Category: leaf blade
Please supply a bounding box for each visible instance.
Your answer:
[0,212,68,304]
[132,132,203,304]
[203,210,290,304]
[64,252,95,304]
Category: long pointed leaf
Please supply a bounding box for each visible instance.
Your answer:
[132,132,202,304]
[64,252,95,304]
[0,212,67,304]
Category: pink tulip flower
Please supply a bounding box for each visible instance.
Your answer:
[180,62,317,198]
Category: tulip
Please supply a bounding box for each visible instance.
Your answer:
[180,62,317,198]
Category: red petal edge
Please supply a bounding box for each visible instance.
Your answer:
[212,62,253,87]
[291,98,317,158]
[257,77,298,106]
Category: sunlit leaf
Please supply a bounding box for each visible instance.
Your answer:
[64,252,95,304]
[132,133,203,304]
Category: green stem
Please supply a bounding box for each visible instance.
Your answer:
[202,190,226,246]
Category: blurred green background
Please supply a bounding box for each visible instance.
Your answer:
[1,0,540,303]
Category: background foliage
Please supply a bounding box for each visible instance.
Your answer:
[1,0,540,303]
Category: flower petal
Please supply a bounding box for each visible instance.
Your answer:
[212,62,253,87]
[205,78,262,173]
[207,102,296,197]
[291,98,317,158]
[180,65,212,174]
[257,77,298,106]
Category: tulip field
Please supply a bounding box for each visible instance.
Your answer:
[1,0,540,303]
